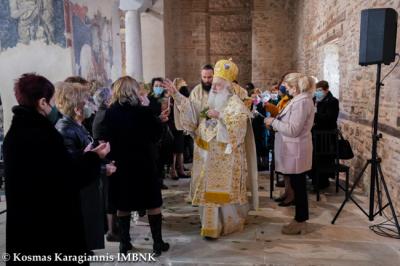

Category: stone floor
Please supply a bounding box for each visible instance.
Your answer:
[0,172,399,265]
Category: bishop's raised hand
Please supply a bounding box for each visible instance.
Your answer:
[162,79,178,95]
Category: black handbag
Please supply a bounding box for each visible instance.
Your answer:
[338,130,354,160]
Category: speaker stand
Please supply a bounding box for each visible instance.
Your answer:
[331,64,400,238]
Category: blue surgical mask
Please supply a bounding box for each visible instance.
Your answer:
[315,90,325,102]
[153,86,164,96]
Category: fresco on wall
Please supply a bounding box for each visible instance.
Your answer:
[0,0,114,85]
[0,0,66,50]
[67,1,113,86]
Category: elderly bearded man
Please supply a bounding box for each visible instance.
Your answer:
[164,59,258,239]
[173,63,250,203]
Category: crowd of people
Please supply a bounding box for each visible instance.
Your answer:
[3,58,339,264]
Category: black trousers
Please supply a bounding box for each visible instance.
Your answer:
[288,173,309,222]
[310,155,335,189]
[184,135,194,163]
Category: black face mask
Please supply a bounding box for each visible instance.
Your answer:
[201,81,212,92]
[179,86,190,97]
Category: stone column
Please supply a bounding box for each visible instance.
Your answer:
[125,10,143,81]
[120,0,153,82]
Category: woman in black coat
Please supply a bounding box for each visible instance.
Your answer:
[3,74,110,265]
[148,77,171,190]
[54,82,116,253]
[311,80,339,189]
[100,76,170,256]
[92,87,120,242]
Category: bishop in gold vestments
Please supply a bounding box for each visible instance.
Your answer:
[168,59,259,238]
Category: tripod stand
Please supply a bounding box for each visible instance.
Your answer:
[331,64,400,237]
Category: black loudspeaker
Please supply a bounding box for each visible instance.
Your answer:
[359,8,398,66]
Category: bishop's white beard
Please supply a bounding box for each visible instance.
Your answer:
[207,88,232,112]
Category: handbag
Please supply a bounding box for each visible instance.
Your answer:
[338,130,354,160]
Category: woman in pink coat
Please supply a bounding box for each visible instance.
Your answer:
[265,73,315,235]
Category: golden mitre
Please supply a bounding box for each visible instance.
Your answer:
[214,58,239,82]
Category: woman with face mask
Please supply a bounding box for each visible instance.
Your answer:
[265,73,316,235]
[310,80,339,190]
[55,82,116,254]
[148,77,170,190]
[3,74,110,264]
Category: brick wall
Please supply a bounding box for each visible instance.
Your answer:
[294,0,400,213]
[164,0,207,87]
[164,0,297,89]
[209,0,252,85]
[251,0,297,89]
[164,0,252,87]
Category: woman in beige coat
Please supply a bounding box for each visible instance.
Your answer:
[265,73,315,235]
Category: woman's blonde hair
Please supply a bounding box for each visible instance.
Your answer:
[55,82,89,117]
[283,73,315,93]
[111,76,140,105]
[173,78,187,90]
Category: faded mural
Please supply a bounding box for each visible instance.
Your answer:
[0,0,66,138]
[0,0,66,50]
[0,0,119,135]
[0,0,115,86]
[66,0,114,86]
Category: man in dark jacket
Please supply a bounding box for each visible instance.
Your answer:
[311,80,339,189]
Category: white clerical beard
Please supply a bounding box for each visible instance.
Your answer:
[207,88,232,112]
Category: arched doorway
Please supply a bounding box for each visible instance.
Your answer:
[323,44,340,99]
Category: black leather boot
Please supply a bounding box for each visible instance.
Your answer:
[148,214,170,257]
[118,215,133,254]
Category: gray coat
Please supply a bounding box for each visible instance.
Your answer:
[272,92,315,174]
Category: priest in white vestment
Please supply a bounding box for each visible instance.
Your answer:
[164,59,259,239]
